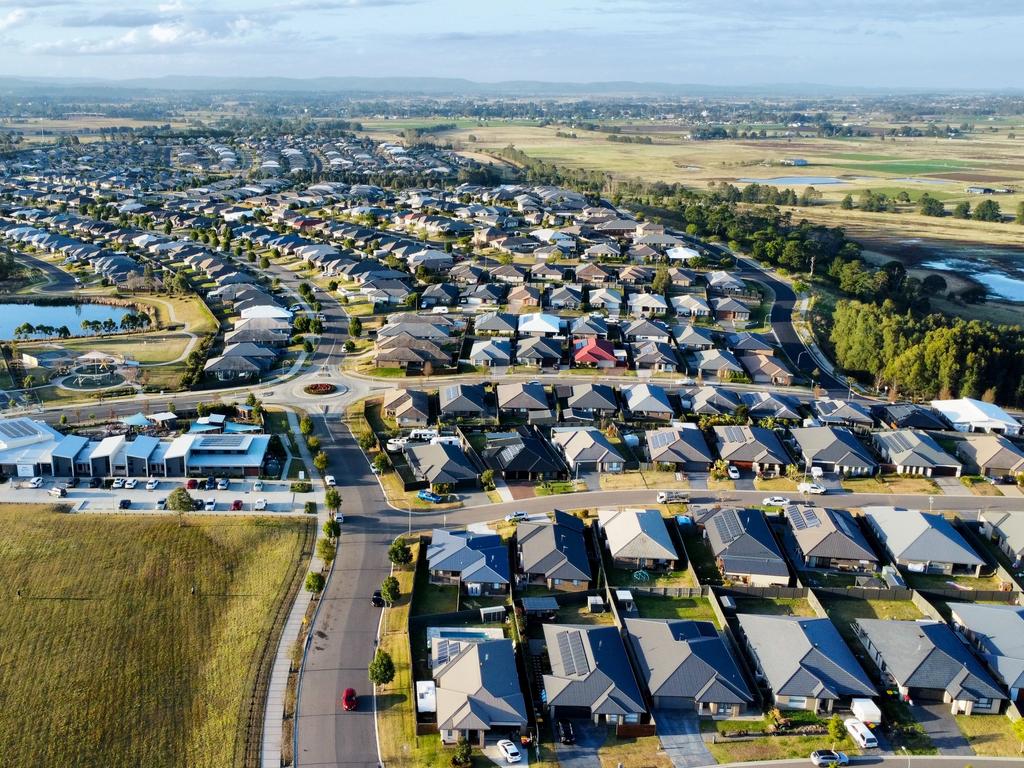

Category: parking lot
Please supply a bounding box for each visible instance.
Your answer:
[7,476,309,514]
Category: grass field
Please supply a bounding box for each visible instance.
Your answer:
[820,596,924,644]
[841,474,939,495]
[0,504,313,768]
[633,593,719,626]
[954,714,1024,757]
[730,596,817,617]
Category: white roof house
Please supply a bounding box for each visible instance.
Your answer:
[240,305,292,321]
[930,398,1020,436]
[517,312,562,337]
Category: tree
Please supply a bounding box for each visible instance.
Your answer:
[299,414,314,435]
[313,451,329,473]
[323,519,340,539]
[305,572,325,594]
[358,432,376,451]
[828,714,844,747]
[388,538,413,567]
[710,459,729,481]
[918,194,945,217]
[303,339,313,354]
[785,464,801,481]
[451,738,473,767]
[372,451,390,473]
[380,575,400,605]
[259,255,271,269]
[480,469,495,491]
[317,538,337,563]
[348,317,363,338]
[167,487,194,513]
[306,435,321,452]
[973,199,1001,222]
[952,201,971,219]
[325,487,341,513]
[651,265,670,294]
[840,194,854,210]
[368,649,395,686]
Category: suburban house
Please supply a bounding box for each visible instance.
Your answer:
[854,619,1005,715]
[622,318,672,344]
[622,383,675,420]
[406,443,479,490]
[864,506,984,576]
[979,510,1024,567]
[627,292,669,318]
[789,426,877,476]
[434,639,528,746]
[516,336,563,368]
[439,383,487,421]
[705,507,789,586]
[690,349,744,380]
[740,354,793,386]
[690,386,741,416]
[672,294,711,318]
[674,323,716,350]
[706,271,746,294]
[518,312,562,338]
[645,424,714,472]
[565,383,619,417]
[496,382,549,414]
[481,427,568,482]
[542,624,647,726]
[427,529,510,595]
[741,391,802,421]
[573,338,618,368]
[550,427,625,474]
[597,507,678,571]
[784,506,878,571]
[955,434,1024,481]
[570,314,609,341]
[468,338,511,368]
[930,398,1021,436]
[872,430,963,477]
[589,288,623,316]
[950,604,1024,703]
[872,403,950,431]
[710,297,750,322]
[631,341,679,372]
[714,426,790,477]
[516,510,592,590]
[624,618,754,717]
[813,398,874,431]
[382,388,431,427]
[737,614,876,713]
[474,311,518,336]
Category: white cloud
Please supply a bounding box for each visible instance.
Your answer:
[0,8,28,30]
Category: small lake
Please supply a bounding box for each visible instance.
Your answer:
[738,175,847,185]
[920,255,1024,302]
[0,302,133,339]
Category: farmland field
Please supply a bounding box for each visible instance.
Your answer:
[0,505,314,768]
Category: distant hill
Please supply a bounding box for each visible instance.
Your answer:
[0,75,958,98]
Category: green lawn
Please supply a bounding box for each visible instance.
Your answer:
[820,596,924,645]
[411,561,459,617]
[633,593,719,627]
[955,713,1024,757]
[731,596,817,617]
[682,533,723,585]
[0,504,313,768]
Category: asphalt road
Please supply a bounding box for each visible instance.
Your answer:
[716,758,1024,768]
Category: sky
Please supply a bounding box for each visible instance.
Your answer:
[0,0,1021,89]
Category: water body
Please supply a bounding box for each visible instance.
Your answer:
[0,302,133,339]
[738,175,846,185]
[920,254,1024,302]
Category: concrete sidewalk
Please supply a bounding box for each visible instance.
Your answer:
[261,409,328,768]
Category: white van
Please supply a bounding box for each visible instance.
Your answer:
[844,718,877,749]
[430,436,460,446]
[408,429,439,442]
[657,491,688,503]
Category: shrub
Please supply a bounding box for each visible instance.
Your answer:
[290,481,312,493]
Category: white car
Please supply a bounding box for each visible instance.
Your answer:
[253,480,264,492]
[496,739,521,764]
[28,476,44,488]
[124,478,138,489]
[204,499,216,511]
[810,750,849,767]
[324,475,336,487]
[798,482,827,495]
[146,478,159,491]
[726,465,741,480]
[762,496,791,507]
[216,478,229,490]
[111,477,125,489]
[156,498,167,510]
[504,511,529,523]
[370,465,381,475]
[254,498,268,511]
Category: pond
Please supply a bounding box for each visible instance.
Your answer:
[920,254,1024,302]
[0,302,134,340]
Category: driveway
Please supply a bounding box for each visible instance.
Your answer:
[654,709,714,768]
[553,721,603,768]
[688,472,709,491]
[910,703,974,755]
[934,476,972,497]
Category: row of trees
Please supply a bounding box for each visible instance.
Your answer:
[829,299,1024,406]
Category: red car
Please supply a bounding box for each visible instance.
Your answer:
[186,479,198,489]
[341,688,358,711]
[231,499,243,511]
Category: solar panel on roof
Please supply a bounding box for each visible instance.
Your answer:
[196,434,246,448]
[557,632,576,676]
[568,631,590,676]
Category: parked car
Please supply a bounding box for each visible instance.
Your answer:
[657,491,688,503]
[371,590,385,607]
[231,499,243,511]
[417,490,444,504]
[254,498,268,511]
[334,511,344,524]
[727,465,741,480]
[145,478,159,491]
[28,476,44,488]
[204,499,216,511]
[118,499,131,510]
[324,475,336,487]
[341,688,358,711]
[253,480,264,492]
[111,478,125,489]
[124,478,138,489]
[186,478,198,490]
[370,465,382,475]
[762,496,791,507]
[48,487,67,498]
[504,511,529,523]
[66,477,79,488]
[156,498,167,510]
[89,477,102,488]
[192,498,205,511]
[204,476,216,491]
[557,720,576,745]
[216,478,229,490]
[810,751,849,767]
[497,739,521,764]
[798,482,827,495]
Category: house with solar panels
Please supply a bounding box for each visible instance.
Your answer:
[784,506,878,572]
[645,424,714,472]
[872,430,962,477]
[704,507,790,587]
[542,624,647,727]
